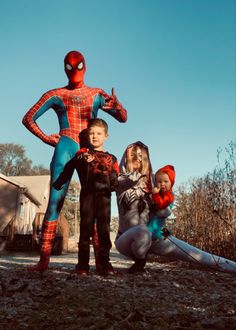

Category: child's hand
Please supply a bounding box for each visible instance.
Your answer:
[152,186,160,194]
[83,151,94,163]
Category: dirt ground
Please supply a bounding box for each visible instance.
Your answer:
[0,237,236,330]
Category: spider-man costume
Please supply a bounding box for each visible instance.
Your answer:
[22,51,127,271]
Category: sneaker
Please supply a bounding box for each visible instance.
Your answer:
[76,269,89,276]
[99,262,115,276]
[75,264,89,276]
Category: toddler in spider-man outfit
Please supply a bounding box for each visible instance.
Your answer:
[74,118,119,276]
[147,165,175,241]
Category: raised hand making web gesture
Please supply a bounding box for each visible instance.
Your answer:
[102,88,124,112]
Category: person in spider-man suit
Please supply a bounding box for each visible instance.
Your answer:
[22,50,127,271]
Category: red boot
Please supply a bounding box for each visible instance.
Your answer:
[28,220,57,272]
[28,253,50,272]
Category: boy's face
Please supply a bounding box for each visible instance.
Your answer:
[88,125,108,150]
[155,172,172,192]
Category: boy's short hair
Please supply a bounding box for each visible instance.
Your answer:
[87,118,108,133]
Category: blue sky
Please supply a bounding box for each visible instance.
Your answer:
[0,0,235,215]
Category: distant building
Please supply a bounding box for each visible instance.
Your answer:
[0,173,69,254]
[9,175,50,234]
[0,173,50,251]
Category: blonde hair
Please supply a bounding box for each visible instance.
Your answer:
[126,144,151,187]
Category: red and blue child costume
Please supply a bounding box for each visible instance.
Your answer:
[22,51,127,271]
[147,165,175,240]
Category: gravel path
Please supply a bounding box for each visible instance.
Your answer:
[0,238,236,330]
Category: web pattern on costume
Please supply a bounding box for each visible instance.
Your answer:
[23,86,110,144]
[92,152,119,176]
[164,234,236,273]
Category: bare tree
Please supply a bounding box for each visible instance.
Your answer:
[29,165,50,175]
[0,143,49,176]
[173,141,236,259]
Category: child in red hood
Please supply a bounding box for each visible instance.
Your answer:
[147,165,175,240]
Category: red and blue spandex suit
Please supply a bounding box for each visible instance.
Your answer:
[22,51,127,271]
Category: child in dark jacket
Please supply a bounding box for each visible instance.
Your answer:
[74,118,119,275]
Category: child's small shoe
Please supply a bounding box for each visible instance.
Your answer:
[98,262,115,276]
[75,264,89,276]
[77,269,89,276]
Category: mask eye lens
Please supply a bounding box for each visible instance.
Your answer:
[65,63,72,70]
[77,62,84,70]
